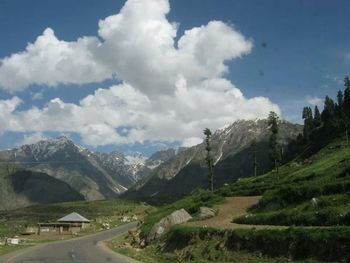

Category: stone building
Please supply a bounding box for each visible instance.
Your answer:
[38,212,90,235]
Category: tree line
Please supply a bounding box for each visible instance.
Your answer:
[203,76,350,190]
[289,76,350,159]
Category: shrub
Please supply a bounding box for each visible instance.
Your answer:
[164,226,350,262]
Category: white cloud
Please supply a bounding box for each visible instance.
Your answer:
[0,0,252,94]
[0,0,280,146]
[31,90,44,100]
[18,132,48,146]
[307,96,323,107]
[0,28,112,92]
[0,81,280,146]
[182,137,203,147]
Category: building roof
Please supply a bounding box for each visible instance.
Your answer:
[58,212,90,223]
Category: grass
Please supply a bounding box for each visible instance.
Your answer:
[0,244,32,256]
[234,193,350,226]
[126,138,350,262]
[108,226,331,263]
[164,225,350,262]
[217,138,350,227]
[218,138,350,198]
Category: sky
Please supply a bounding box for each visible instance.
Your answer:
[0,0,349,155]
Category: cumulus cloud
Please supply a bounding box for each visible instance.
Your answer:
[0,0,280,146]
[307,96,323,107]
[0,0,252,94]
[0,28,112,92]
[0,82,280,146]
[17,132,48,146]
[31,90,44,100]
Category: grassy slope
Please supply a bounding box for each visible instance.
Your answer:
[113,138,350,263]
[229,138,350,226]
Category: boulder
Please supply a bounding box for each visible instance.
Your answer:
[147,209,192,242]
[22,226,37,235]
[311,197,318,208]
[198,207,216,219]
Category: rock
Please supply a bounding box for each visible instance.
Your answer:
[147,209,192,242]
[303,159,313,165]
[140,239,146,248]
[121,216,130,223]
[129,229,141,246]
[22,226,37,235]
[198,207,216,219]
[311,197,318,208]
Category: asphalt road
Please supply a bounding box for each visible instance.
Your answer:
[1,222,142,263]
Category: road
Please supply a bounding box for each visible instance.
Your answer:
[0,222,142,263]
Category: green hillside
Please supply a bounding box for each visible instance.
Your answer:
[227,137,350,226]
[112,137,350,263]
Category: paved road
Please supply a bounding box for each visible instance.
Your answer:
[0,222,142,263]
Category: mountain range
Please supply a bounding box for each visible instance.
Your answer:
[123,119,302,201]
[0,137,175,208]
[0,119,302,210]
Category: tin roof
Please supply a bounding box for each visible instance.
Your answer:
[58,212,90,223]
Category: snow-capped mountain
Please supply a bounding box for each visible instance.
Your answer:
[124,119,303,199]
[0,137,126,200]
[145,149,176,169]
[90,151,148,188]
[0,137,177,201]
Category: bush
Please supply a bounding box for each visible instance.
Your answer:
[165,225,350,262]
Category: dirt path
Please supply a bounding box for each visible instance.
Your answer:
[186,196,288,230]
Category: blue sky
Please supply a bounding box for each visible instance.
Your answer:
[0,0,349,155]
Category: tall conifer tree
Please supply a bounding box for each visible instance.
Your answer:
[204,128,214,192]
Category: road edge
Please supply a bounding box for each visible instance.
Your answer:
[0,222,139,263]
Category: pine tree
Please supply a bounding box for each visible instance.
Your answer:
[344,76,350,146]
[335,90,345,128]
[252,139,258,177]
[204,128,214,192]
[268,111,281,175]
[302,107,313,140]
[313,105,322,127]
[321,96,336,128]
[337,90,344,108]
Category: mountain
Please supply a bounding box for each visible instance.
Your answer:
[0,137,177,202]
[0,162,84,210]
[123,119,302,200]
[145,149,176,169]
[0,137,128,200]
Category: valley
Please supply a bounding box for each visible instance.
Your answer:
[1,0,350,262]
[0,137,175,209]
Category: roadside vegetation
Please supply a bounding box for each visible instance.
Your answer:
[109,225,333,263]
